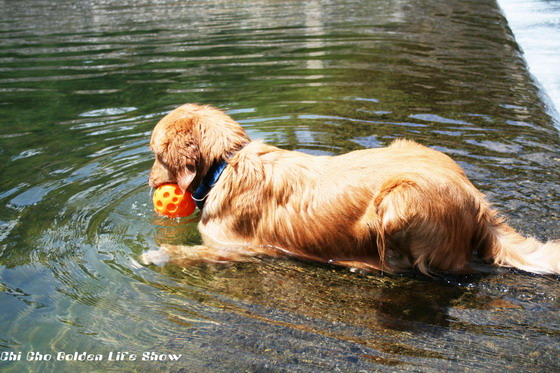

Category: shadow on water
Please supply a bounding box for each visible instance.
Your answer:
[0,0,559,372]
[144,250,560,371]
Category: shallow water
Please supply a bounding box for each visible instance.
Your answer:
[1,0,559,372]
[498,0,560,126]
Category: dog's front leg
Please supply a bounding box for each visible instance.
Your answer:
[140,244,210,267]
[140,243,260,267]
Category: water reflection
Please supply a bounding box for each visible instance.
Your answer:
[0,0,559,372]
[150,258,559,371]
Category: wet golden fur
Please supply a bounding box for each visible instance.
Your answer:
[144,103,560,275]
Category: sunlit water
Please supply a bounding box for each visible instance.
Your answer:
[498,0,560,128]
[1,0,559,372]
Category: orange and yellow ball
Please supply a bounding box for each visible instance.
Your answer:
[152,183,196,218]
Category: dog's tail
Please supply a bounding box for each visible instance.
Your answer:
[483,214,560,275]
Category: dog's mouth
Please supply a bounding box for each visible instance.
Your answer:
[148,180,163,190]
[150,180,194,194]
[149,180,172,193]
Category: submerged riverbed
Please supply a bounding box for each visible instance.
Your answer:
[1,0,559,371]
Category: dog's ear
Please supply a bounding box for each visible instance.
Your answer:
[168,139,200,192]
[177,163,196,192]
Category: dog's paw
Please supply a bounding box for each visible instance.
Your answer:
[139,248,170,266]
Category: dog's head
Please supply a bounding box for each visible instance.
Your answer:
[149,103,250,192]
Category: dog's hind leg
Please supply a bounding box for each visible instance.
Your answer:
[372,175,477,275]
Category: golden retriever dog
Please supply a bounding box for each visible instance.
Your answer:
[142,103,560,275]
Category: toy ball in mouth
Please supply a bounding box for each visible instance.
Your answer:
[153,183,196,218]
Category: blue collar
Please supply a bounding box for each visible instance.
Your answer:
[192,160,228,210]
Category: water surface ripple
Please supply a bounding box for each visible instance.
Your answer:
[0,0,559,372]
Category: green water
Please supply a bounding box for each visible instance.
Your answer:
[1,0,559,371]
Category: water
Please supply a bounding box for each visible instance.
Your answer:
[498,0,560,128]
[1,0,559,371]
